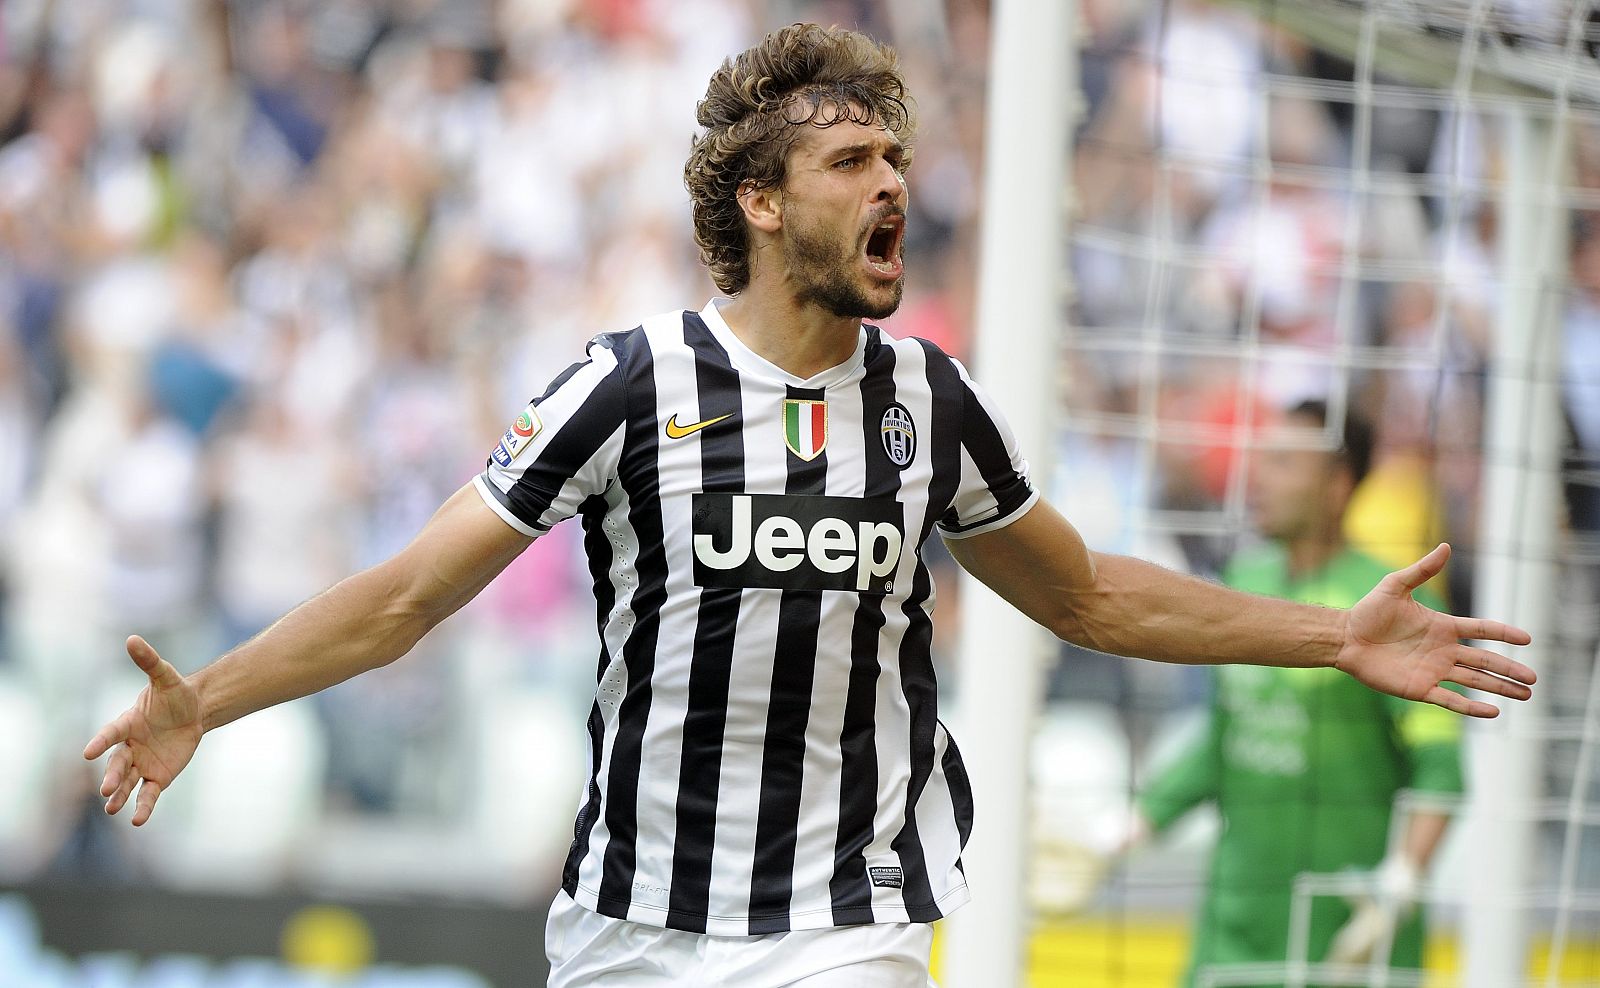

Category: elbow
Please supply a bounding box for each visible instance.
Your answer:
[1046,553,1104,645]
[379,599,437,661]
[385,585,454,661]
[1043,604,1091,648]
[1043,587,1119,653]
[363,565,445,667]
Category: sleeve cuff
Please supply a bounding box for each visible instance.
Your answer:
[939,489,1041,541]
[1405,741,1465,796]
[473,474,548,539]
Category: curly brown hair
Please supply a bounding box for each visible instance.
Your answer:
[684,23,915,295]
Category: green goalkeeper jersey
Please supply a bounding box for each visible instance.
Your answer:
[1138,545,1462,988]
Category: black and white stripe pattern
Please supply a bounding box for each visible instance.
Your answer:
[476,299,1038,934]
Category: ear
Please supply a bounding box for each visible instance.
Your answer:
[737,180,783,235]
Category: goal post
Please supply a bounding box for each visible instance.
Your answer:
[942,0,1074,983]
[1461,101,1567,988]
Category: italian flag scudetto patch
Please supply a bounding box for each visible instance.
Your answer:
[784,399,828,461]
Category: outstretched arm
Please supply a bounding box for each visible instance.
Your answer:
[188,482,530,731]
[83,481,532,823]
[945,500,1534,717]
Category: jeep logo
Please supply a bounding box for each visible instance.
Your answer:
[692,493,903,594]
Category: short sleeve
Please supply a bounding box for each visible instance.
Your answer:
[937,359,1039,539]
[1387,693,1465,795]
[474,340,627,537]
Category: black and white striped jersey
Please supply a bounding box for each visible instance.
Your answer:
[474,298,1038,935]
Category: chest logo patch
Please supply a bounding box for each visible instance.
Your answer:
[692,493,903,594]
[783,399,828,461]
[665,412,733,439]
[880,402,916,467]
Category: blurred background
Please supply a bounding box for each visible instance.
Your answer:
[0,0,1597,985]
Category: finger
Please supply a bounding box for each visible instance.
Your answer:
[1445,665,1533,701]
[1449,644,1538,685]
[83,712,133,761]
[1380,543,1450,597]
[1425,685,1499,719]
[1453,615,1535,649]
[127,635,184,691]
[106,768,139,816]
[100,745,134,797]
[131,779,162,827]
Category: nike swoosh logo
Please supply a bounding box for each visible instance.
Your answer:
[664,412,733,439]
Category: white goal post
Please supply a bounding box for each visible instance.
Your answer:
[942,0,1073,984]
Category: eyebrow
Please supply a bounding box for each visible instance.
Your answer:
[822,139,905,161]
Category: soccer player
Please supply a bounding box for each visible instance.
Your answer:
[1135,401,1460,986]
[84,24,1532,988]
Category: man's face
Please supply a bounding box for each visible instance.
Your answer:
[773,114,909,319]
[1247,415,1348,542]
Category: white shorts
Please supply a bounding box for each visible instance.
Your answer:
[544,890,938,987]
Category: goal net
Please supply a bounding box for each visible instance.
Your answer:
[1008,1,1600,986]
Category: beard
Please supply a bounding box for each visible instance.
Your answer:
[783,213,904,320]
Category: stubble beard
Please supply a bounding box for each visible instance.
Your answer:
[784,217,903,320]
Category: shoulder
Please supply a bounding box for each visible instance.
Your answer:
[866,325,971,383]
[586,309,695,363]
[867,323,942,357]
[907,330,962,372]
[586,322,646,360]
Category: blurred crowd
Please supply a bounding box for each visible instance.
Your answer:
[1,0,1597,911]
[1064,0,1600,597]
[0,0,992,897]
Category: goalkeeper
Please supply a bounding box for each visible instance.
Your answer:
[1137,400,1459,985]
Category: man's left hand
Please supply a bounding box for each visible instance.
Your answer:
[1337,543,1535,717]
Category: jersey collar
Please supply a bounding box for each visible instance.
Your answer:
[700,298,868,390]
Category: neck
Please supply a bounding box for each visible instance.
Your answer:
[719,279,862,380]
[1284,527,1342,580]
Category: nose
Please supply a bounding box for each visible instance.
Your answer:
[870,157,906,205]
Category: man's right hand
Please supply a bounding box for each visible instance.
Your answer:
[82,635,203,826]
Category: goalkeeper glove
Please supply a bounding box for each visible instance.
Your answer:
[1326,854,1421,965]
[1029,810,1150,916]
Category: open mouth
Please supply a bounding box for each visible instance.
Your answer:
[864,215,905,277]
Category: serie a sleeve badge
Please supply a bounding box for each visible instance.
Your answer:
[491,405,544,467]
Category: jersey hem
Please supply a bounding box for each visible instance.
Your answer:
[472,474,548,538]
[938,489,1041,541]
[566,879,970,935]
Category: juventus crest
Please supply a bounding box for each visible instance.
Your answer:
[880,402,916,468]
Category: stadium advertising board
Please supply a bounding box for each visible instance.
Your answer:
[0,883,548,987]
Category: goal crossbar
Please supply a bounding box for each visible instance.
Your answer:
[1219,0,1600,107]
